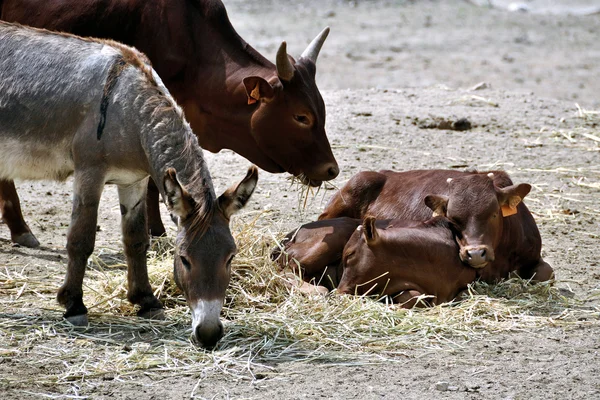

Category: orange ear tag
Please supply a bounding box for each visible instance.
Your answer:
[501,205,518,217]
[247,84,261,105]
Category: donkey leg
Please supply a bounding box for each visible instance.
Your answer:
[118,179,164,320]
[0,179,40,248]
[57,173,104,326]
[146,178,166,237]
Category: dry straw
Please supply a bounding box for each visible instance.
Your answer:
[1,212,599,390]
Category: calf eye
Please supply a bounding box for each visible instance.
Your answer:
[226,255,235,268]
[293,115,310,125]
[180,256,191,270]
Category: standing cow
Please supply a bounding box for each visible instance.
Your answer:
[319,169,554,283]
[0,21,257,348]
[0,0,338,246]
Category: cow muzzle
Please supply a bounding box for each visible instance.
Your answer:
[190,299,224,348]
[460,245,494,269]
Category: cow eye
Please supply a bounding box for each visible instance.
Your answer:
[293,114,310,125]
[180,256,191,270]
[226,254,235,268]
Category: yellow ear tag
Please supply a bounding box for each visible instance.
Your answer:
[501,205,518,217]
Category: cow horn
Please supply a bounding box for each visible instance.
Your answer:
[300,27,330,64]
[276,41,294,82]
[447,178,453,183]
[487,173,494,179]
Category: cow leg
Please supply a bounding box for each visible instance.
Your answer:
[118,179,164,319]
[0,179,40,248]
[393,290,427,308]
[57,172,105,326]
[520,259,554,283]
[146,178,166,237]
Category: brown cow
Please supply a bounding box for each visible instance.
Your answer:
[272,217,361,290]
[319,169,554,283]
[0,0,338,246]
[274,217,476,307]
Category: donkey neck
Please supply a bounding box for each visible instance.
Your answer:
[139,103,216,205]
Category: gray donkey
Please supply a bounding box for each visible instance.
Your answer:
[0,21,258,348]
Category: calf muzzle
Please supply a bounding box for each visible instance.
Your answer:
[460,245,494,268]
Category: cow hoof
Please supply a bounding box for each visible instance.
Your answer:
[65,314,89,326]
[138,307,165,320]
[12,232,40,248]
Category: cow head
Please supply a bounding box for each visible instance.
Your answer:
[424,173,531,269]
[338,217,391,298]
[242,28,339,186]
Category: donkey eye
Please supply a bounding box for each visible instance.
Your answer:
[293,115,310,125]
[180,256,191,270]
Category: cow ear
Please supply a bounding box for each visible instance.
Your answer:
[424,195,449,217]
[218,165,259,219]
[163,168,195,221]
[243,76,275,105]
[497,183,531,216]
[361,216,379,245]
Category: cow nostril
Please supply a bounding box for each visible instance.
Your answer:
[465,250,472,259]
[481,249,486,258]
[327,165,339,178]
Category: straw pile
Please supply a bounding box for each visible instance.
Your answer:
[1,211,599,390]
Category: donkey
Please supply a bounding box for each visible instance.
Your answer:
[0,21,257,348]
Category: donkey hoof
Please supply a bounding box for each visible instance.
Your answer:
[65,314,89,326]
[12,232,40,248]
[138,308,165,320]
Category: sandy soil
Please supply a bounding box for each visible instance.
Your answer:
[1,0,599,398]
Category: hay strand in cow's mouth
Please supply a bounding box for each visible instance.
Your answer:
[287,173,337,211]
[1,213,599,391]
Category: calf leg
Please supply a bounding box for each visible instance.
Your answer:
[520,258,554,282]
[394,290,428,308]
[146,178,166,237]
[118,179,164,319]
[0,179,39,248]
[57,172,104,325]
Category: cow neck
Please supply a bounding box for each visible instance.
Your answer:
[180,52,283,172]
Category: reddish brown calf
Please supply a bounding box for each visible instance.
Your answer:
[319,169,553,283]
[274,217,476,307]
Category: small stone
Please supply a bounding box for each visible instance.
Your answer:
[435,382,449,391]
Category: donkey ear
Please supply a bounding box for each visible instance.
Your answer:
[361,216,379,245]
[243,76,275,105]
[163,168,195,221]
[497,183,531,216]
[218,165,259,219]
[424,195,449,217]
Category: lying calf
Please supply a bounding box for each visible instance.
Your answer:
[273,217,476,307]
[319,169,553,283]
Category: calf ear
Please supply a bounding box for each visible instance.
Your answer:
[218,165,259,219]
[361,216,379,245]
[243,77,276,105]
[424,195,449,217]
[498,183,531,212]
[163,168,195,221]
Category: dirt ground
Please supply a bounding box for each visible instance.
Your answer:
[1,0,599,399]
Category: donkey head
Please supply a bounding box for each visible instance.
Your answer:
[164,166,258,348]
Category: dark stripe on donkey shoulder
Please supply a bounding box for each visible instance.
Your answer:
[97,56,128,140]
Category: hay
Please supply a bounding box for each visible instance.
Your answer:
[1,212,599,391]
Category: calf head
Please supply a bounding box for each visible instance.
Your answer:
[424,173,531,269]
[338,217,398,300]
[164,166,258,348]
[243,28,338,186]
